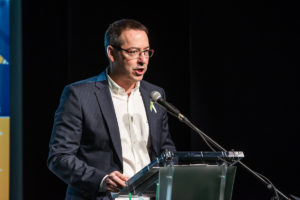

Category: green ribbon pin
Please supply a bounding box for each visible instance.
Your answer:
[150,101,154,112]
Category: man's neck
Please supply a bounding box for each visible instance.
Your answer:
[118,80,136,96]
[108,69,137,96]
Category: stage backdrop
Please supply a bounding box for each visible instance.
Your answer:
[21,1,300,200]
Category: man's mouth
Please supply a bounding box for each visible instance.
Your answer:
[134,68,145,76]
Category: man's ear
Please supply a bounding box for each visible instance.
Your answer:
[107,45,115,62]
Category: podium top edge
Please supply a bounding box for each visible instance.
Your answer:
[174,151,245,158]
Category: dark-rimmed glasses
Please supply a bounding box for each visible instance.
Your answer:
[112,45,154,59]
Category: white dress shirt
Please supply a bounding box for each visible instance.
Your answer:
[107,74,151,178]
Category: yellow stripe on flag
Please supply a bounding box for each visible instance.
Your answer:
[0,118,10,200]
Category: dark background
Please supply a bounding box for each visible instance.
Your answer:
[22,1,300,199]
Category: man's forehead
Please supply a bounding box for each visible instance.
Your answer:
[120,29,147,39]
[119,29,149,47]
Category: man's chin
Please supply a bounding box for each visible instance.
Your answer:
[132,75,144,82]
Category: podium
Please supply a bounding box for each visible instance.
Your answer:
[112,151,244,200]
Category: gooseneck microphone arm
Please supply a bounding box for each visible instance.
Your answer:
[150,91,291,200]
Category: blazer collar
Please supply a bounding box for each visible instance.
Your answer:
[139,82,159,157]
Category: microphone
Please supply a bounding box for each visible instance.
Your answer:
[150,91,181,116]
[151,93,290,200]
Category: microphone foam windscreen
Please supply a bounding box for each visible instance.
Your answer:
[150,91,161,102]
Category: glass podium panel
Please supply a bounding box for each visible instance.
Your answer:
[158,165,236,200]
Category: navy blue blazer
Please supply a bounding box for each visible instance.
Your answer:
[47,71,176,200]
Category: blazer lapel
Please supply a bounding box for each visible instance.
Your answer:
[94,73,123,167]
[140,82,159,157]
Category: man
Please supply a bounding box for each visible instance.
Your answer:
[47,19,176,200]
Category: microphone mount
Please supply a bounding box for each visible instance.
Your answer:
[150,90,292,200]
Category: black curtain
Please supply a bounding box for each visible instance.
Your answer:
[189,1,300,199]
[22,1,300,199]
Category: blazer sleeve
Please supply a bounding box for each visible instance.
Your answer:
[47,85,105,198]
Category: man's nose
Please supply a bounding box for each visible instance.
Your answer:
[137,53,147,63]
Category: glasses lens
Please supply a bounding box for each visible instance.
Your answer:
[148,49,154,58]
[128,50,139,57]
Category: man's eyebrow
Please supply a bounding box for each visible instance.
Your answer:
[127,46,150,50]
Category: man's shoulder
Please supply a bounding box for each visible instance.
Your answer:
[68,76,98,88]
[66,71,107,90]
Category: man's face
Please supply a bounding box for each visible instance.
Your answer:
[111,29,150,84]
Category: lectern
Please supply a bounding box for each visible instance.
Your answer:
[111,151,244,200]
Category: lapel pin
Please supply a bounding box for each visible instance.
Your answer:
[150,100,157,113]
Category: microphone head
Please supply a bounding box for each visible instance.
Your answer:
[150,91,162,102]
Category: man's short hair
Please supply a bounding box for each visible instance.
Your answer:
[104,19,148,51]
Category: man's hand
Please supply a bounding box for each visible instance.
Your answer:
[104,171,130,192]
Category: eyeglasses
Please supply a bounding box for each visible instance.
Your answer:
[113,46,154,59]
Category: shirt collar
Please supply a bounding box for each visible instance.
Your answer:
[106,68,140,95]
